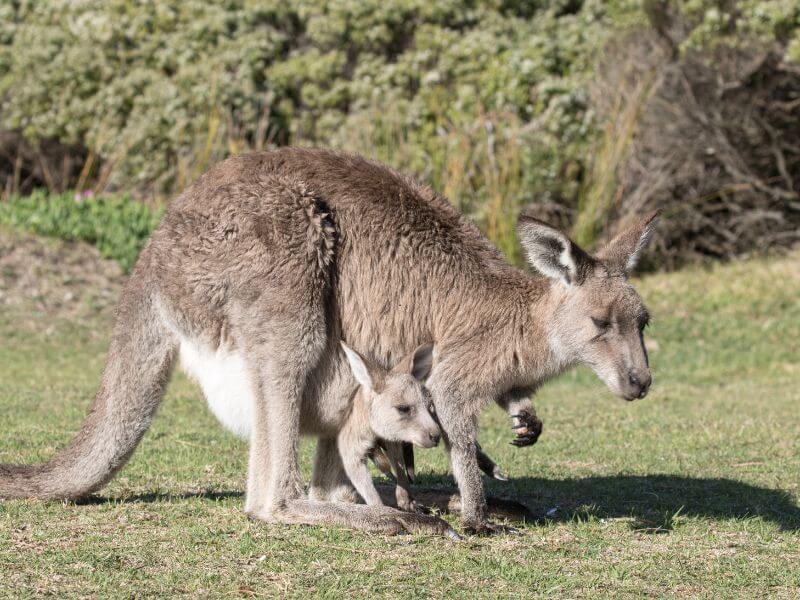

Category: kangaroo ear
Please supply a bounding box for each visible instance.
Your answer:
[393,343,435,381]
[598,209,661,275]
[410,343,435,381]
[341,342,375,391]
[517,215,592,285]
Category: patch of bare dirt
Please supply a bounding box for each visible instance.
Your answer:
[0,227,124,329]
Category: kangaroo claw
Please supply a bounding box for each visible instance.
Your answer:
[509,411,543,447]
[510,435,537,447]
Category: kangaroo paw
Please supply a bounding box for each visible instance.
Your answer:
[510,411,543,447]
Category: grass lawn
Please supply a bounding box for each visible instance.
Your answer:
[1,236,799,598]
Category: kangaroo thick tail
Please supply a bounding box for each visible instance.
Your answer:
[0,286,176,500]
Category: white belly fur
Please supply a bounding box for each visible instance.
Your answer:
[178,337,255,440]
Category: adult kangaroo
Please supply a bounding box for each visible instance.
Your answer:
[0,148,659,535]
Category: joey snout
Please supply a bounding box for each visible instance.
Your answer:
[408,406,442,448]
[415,427,441,449]
[427,430,441,447]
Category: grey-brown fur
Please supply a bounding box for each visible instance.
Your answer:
[0,148,658,535]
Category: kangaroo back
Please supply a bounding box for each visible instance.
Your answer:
[0,275,176,500]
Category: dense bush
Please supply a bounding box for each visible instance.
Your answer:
[0,0,616,199]
[0,1,797,266]
[570,1,800,265]
[0,191,160,272]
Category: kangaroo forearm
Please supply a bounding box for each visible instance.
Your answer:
[495,389,535,416]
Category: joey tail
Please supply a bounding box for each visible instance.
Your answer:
[0,281,176,500]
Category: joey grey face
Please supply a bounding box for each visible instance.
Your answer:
[518,210,660,401]
[369,373,440,448]
[341,342,441,448]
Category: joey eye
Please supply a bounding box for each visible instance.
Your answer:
[396,405,412,415]
[591,317,611,331]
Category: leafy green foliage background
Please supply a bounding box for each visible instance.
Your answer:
[0,1,797,264]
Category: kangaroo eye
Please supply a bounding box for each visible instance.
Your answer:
[592,317,611,331]
[396,405,412,415]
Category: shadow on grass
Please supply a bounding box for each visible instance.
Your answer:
[78,490,243,505]
[412,473,800,532]
[80,474,800,532]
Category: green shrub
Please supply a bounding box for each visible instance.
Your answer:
[0,1,627,198]
[0,191,161,272]
[0,1,796,266]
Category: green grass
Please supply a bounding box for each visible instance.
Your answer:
[1,250,799,598]
[0,192,161,273]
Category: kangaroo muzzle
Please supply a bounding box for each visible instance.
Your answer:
[624,368,652,401]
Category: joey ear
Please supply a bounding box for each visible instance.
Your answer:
[392,343,435,381]
[517,215,592,285]
[340,342,375,391]
[598,209,661,275]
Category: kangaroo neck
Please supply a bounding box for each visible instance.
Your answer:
[517,284,569,388]
[438,269,564,394]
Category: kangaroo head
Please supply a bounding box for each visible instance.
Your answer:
[518,210,661,401]
[341,342,441,448]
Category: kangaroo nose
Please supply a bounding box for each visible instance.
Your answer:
[429,432,441,446]
[629,371,652,399]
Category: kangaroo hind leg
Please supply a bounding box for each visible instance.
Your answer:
[242,332,321,519]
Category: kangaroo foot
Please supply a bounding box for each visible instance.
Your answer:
[393,511,461,539]
[252,499,459,538]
